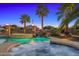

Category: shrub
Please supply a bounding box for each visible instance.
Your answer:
[51,30,59,36]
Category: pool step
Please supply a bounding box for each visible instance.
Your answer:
[0,42,21,56]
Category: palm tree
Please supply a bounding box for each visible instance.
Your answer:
[75,18,79,29]
[56,3,77,37]
[20,14,30,33]
[36,4,49,30]
[62,4,79,36]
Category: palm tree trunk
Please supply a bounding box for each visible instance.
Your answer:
[75,23,77,29]
[65,23,69,38]
[24,22,26,33]
[41,16,44,30]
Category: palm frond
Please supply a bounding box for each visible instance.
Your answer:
[57,15,63,21]
[36,4,49,17]
[74,18,79,27]
[20,14,30,24]
[56,12,62,15]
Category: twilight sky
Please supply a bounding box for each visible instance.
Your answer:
[0,3,75,28]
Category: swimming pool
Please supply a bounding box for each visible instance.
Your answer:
[10,42,79,56]
[50,44,79,56]
[0,37,79,56]
[7,37,49,43]
[0,37,49,44]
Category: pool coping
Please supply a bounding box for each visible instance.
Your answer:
[0,42,21,56]
[50,37,79,50]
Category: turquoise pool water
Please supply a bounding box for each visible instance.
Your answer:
[7,37,49,43]
[0,37,49,45]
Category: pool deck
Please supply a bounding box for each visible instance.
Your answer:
[50,37,79,49]
[0,42,21,56]
[11,33,33,38]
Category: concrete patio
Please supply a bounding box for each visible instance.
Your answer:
[50,37,79,49]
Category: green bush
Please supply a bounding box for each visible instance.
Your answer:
[72,29,79,35]
[51,30,59,36]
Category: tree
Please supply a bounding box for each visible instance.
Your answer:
[36,4,49,30]
[56,3,77,37]
[20,14,30,33]
[44,26,55,30]
[11,25,17,33]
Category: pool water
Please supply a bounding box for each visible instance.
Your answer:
[50,44,79,56]
[10,42,79,56]
[0,37,79,56]
[7,37,49,44]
